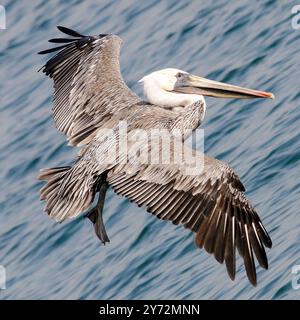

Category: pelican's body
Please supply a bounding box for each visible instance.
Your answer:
[38,26,274,286]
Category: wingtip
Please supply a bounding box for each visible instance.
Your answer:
[267,239,272,249]
[227,270,236,281]
[246,266,257,287]
[56,25,85,38]
[249,277,257,287]
[264,262,268,270]
[225,258,236,282]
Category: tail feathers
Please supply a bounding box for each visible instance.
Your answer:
[38,165,96,222]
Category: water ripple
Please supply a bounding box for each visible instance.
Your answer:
[0,0,300,300]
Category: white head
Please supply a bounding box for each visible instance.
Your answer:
[139,68,202,108]
[138,67,274,108]
[139,68,185,91]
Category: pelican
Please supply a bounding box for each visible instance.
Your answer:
[38,26,274,286]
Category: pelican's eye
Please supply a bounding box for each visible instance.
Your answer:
[176,72,183,79]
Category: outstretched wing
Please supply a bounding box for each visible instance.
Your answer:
[107,139,272,286]
[38,26,140,146]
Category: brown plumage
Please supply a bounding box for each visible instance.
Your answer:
[38,26,272,286]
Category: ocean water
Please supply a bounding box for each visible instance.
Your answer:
[1,0,300,300]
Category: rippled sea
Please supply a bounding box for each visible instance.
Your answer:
[1,0,300,300]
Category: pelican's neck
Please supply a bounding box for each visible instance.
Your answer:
[172,99,207,135]
[143,78,203,108]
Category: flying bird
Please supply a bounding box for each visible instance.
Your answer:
[38,26,274,286]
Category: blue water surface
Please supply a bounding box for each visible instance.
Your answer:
[0,0,300,299]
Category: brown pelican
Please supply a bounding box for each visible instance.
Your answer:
[38,26,274,286]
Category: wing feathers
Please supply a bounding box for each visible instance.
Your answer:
[38,26,140,146]
[38,44,71,55]
[108,154,271,286]
[57,26,85,38]
[224,216,236,280]
[48,38,79,43]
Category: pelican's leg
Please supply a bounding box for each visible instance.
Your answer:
[85,180,110,244]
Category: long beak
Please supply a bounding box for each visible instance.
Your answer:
[174,74,274,99]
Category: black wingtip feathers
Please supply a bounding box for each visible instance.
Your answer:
[57,26,85,38]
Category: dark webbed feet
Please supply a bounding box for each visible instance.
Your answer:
[85,207,110,244]
[85,178,109,244]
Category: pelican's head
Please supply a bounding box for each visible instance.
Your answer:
[139,68,274,108]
